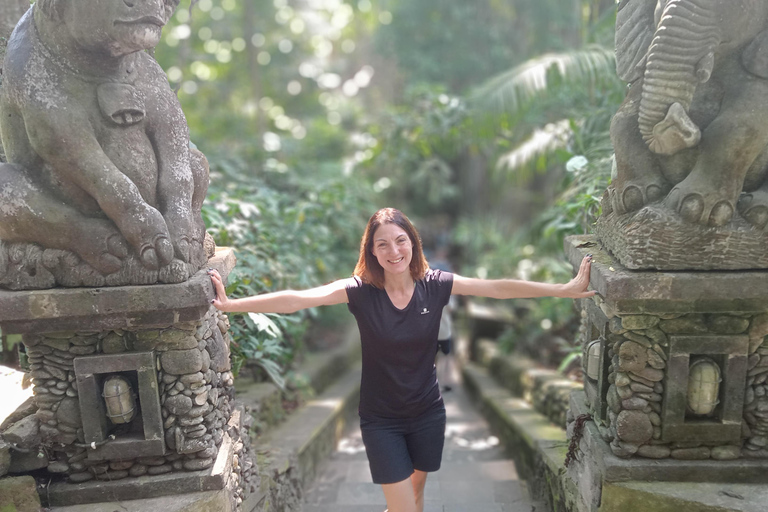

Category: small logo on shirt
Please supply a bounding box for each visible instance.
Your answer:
[420,308,430,315]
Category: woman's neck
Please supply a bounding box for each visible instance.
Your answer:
[383,271,414,292]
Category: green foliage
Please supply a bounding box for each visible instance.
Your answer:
[361,86,470,217]
[202,144,372,384]
[376,0,583,93]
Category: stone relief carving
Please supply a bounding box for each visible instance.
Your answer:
[0,0,209,289]
[608,0,768,225]
[596,0,768,270]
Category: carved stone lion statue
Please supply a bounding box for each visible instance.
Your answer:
[0,0,210,289]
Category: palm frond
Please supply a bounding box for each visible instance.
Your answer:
[470,45,616,116]
[496,119,571,180]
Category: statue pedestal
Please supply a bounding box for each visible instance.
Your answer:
[595,204,768,270]
[0,248,256,509]
[565,235,768,463]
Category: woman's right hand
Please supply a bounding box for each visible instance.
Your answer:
[207,268,231,311]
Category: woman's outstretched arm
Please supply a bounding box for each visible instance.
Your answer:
[208,269,353,314]
[451,255,595,299]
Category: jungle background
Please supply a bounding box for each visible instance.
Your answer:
[0,0,624,388]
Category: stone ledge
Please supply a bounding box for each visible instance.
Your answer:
[248,364,361,511]
[564,235,768,314]
[465,360,768,512]
[476,339,581,428]
[569,392,768,484]
[236,326,362,512]
[49,487,233,512]
[462,362,580,512]
[44,405,242,507]
[0,248,236,334]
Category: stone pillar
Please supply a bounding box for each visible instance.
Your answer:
[0,249,256,509]
[564,236,768,492]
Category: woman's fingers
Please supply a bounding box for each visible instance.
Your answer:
[206,268,228,308]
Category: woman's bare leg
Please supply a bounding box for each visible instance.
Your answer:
[381,476,417,512]
[411,470,428,512]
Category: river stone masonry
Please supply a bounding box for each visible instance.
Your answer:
[566,235,768,462]
[0,249,255,509]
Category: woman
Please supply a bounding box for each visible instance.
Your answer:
[208,207,594,512]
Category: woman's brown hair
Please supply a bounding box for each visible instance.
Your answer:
[353,208,429,288]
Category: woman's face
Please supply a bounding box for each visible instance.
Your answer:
[371,222,413,277]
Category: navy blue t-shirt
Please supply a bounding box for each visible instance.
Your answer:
[346,269,454,419]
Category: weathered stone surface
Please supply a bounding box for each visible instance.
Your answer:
[711,445,741,460]
[619,341,647,373]
[180,372,205,386]
[631,367,664,382]
[622,396,649,410]
[201,348,211,373]
[129,464,148,477]
[0,475,41,512]
[55,397,81,428]
[617,385,633,400]
[629,382,653,394]
[161,349,203,375]
[659,315,709,334]
[621,315,660,330]
[165,395,193,416]
[708,315,750,334]
[623,331,652,349]
[644,327,668,347]
[3,415,40,448]
[645,349,665,370]
[101,332,126,354]
[616,410,653,444]
[749,314,768,353]
[68,471,94,483]
[636,444,670,459]
[670,447,711,460]
[183,457,213,471]
[48,460,69,473]
[615,372,631,387]
[207,327,231,372]
[609,316,626,334]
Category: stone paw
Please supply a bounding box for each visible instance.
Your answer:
[72,220,130,275]
[611,180,668,215]
[118,203,172,270]
[664,186,736,227]
[738,192,768,230]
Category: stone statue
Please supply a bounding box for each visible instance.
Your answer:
[0,0,209,289]
[598,0,768,269]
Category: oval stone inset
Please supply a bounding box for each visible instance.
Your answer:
[687,358,721,416]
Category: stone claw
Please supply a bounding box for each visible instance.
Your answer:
[738,192,768,229]
[106,234,129,259]
[666,186,736,227]
[175,237,190,262]
[612,181,669,215]
[140,246,159,270]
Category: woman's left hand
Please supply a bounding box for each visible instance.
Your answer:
[561,254,596,299]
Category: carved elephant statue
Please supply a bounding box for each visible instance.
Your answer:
[0,0,208,287]
[607,0,768,228]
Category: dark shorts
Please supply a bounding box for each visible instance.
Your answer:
[360,403,446,484]
[437,337,451,355]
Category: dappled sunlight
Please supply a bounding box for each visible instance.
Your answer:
[309,398,342,409]
[445,420,500,451]
[0,366,33,424]
[337,435,366,455]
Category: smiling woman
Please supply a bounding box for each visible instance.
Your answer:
[208,207,594,512]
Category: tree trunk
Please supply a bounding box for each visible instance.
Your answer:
[1,0,29,162]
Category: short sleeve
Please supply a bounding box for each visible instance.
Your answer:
[345,276,364,314]
[427,269,453,308]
